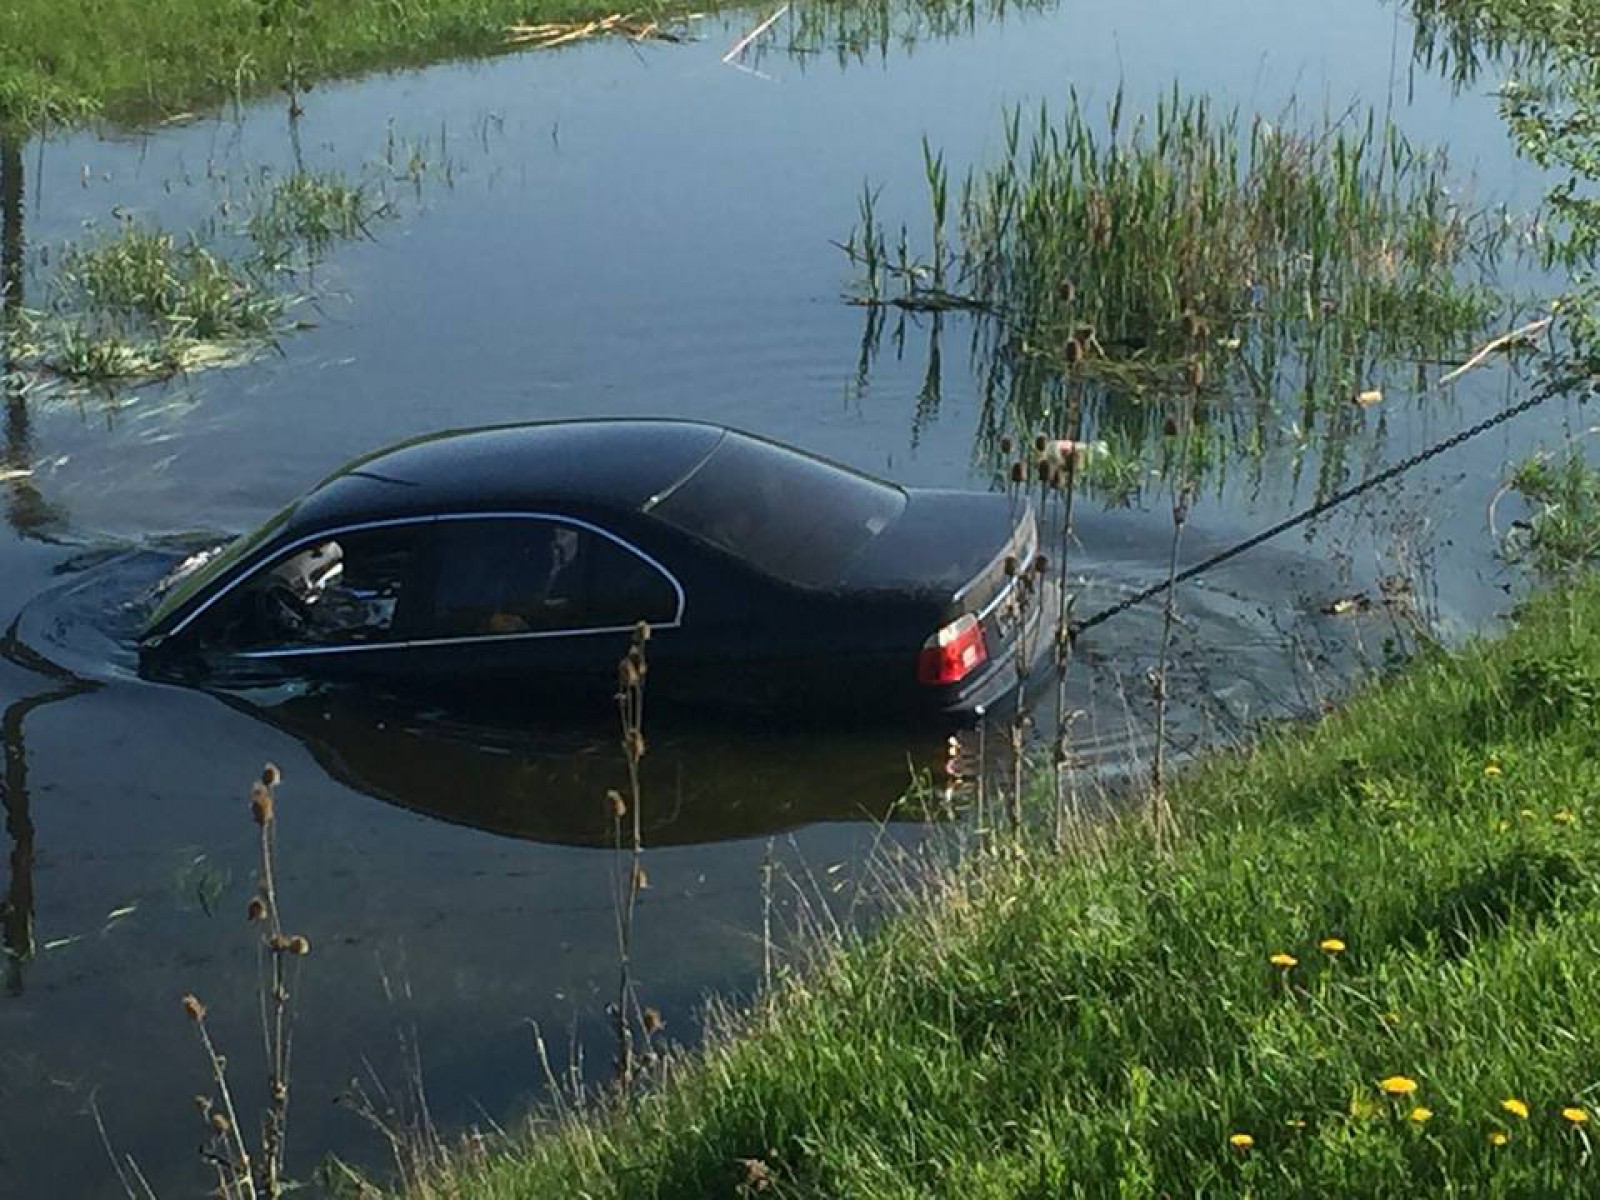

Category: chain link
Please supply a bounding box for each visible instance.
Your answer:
[1068,386,1564,639]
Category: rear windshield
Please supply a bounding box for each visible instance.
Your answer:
[646,434,905,588]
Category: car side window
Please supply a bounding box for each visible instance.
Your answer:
[418,518,676,638]
[189,526,420,653]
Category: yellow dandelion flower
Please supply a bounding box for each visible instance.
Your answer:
[1562,1107,1589,1125]
[1410,1106,1433,1123]
[1484,761,1503,778]
[1379,1076,1419,1096]
[1554,809,1576,825]
[1502,1098,1530,1120]
[1319,937,1346,954]
[1228,1132,1254,1149]
[1269,953,1298,969]
[1489,1131,1509,1147]
[1381,1011,1402,1026]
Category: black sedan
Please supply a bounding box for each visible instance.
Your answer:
[138,420,1043,718]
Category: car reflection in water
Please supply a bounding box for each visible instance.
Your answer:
[216,685,954,850]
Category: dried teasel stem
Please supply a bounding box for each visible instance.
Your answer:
[761,835,776,998]
[184,993,257,1199]
[183,763,303,1200]
[612,621,651,1088]
[252,764,295,1199]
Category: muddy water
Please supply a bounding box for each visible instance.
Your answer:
[0,2,1577,1195]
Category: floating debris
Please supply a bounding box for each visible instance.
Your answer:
[1321,593,1374,617]
[723,4,790,64]
[1439,315,1553,385]
[506,12,696,49]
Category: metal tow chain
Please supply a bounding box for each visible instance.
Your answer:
[1068,384,1567,640]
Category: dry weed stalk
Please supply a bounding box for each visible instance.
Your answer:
[1048,365,1088,853]
[183,764,310,1200]
[610,621,652,1090]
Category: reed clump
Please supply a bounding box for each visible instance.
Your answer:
[783,0,1056,69]
[844,87,1524,506]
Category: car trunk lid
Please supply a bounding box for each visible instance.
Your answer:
[838,489,1032,598]
[838,489,1037,689]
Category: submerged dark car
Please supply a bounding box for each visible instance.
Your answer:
[138,420,1041,718]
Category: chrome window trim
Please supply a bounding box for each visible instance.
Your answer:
[167,511,686,653]
[239,622,666,660]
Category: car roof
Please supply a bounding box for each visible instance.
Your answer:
[284,419,727,535]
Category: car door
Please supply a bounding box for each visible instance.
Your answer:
[397,514,683,705]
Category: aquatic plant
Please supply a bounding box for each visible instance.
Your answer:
[247,170,387,270]
[18,222,282,383]
[844,88,1519,489]
[781,0,1059,69]
[1501,447,1600,573]
[15,159,405,387]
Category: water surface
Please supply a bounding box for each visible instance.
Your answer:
[0,3,1575,1194]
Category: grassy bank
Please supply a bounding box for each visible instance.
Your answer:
[0,0,701,128]
[408,577,1600,1197]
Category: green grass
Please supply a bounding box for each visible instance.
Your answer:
[0,0,702,129]
[403,578,1600,1198]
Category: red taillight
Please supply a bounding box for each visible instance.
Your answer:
[917,613,988,685]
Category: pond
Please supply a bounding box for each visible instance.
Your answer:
[0,1,1577,1194]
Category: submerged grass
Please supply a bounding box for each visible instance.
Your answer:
[403,577,1600,1199]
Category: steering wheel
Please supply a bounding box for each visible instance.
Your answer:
[257,583,310,639]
